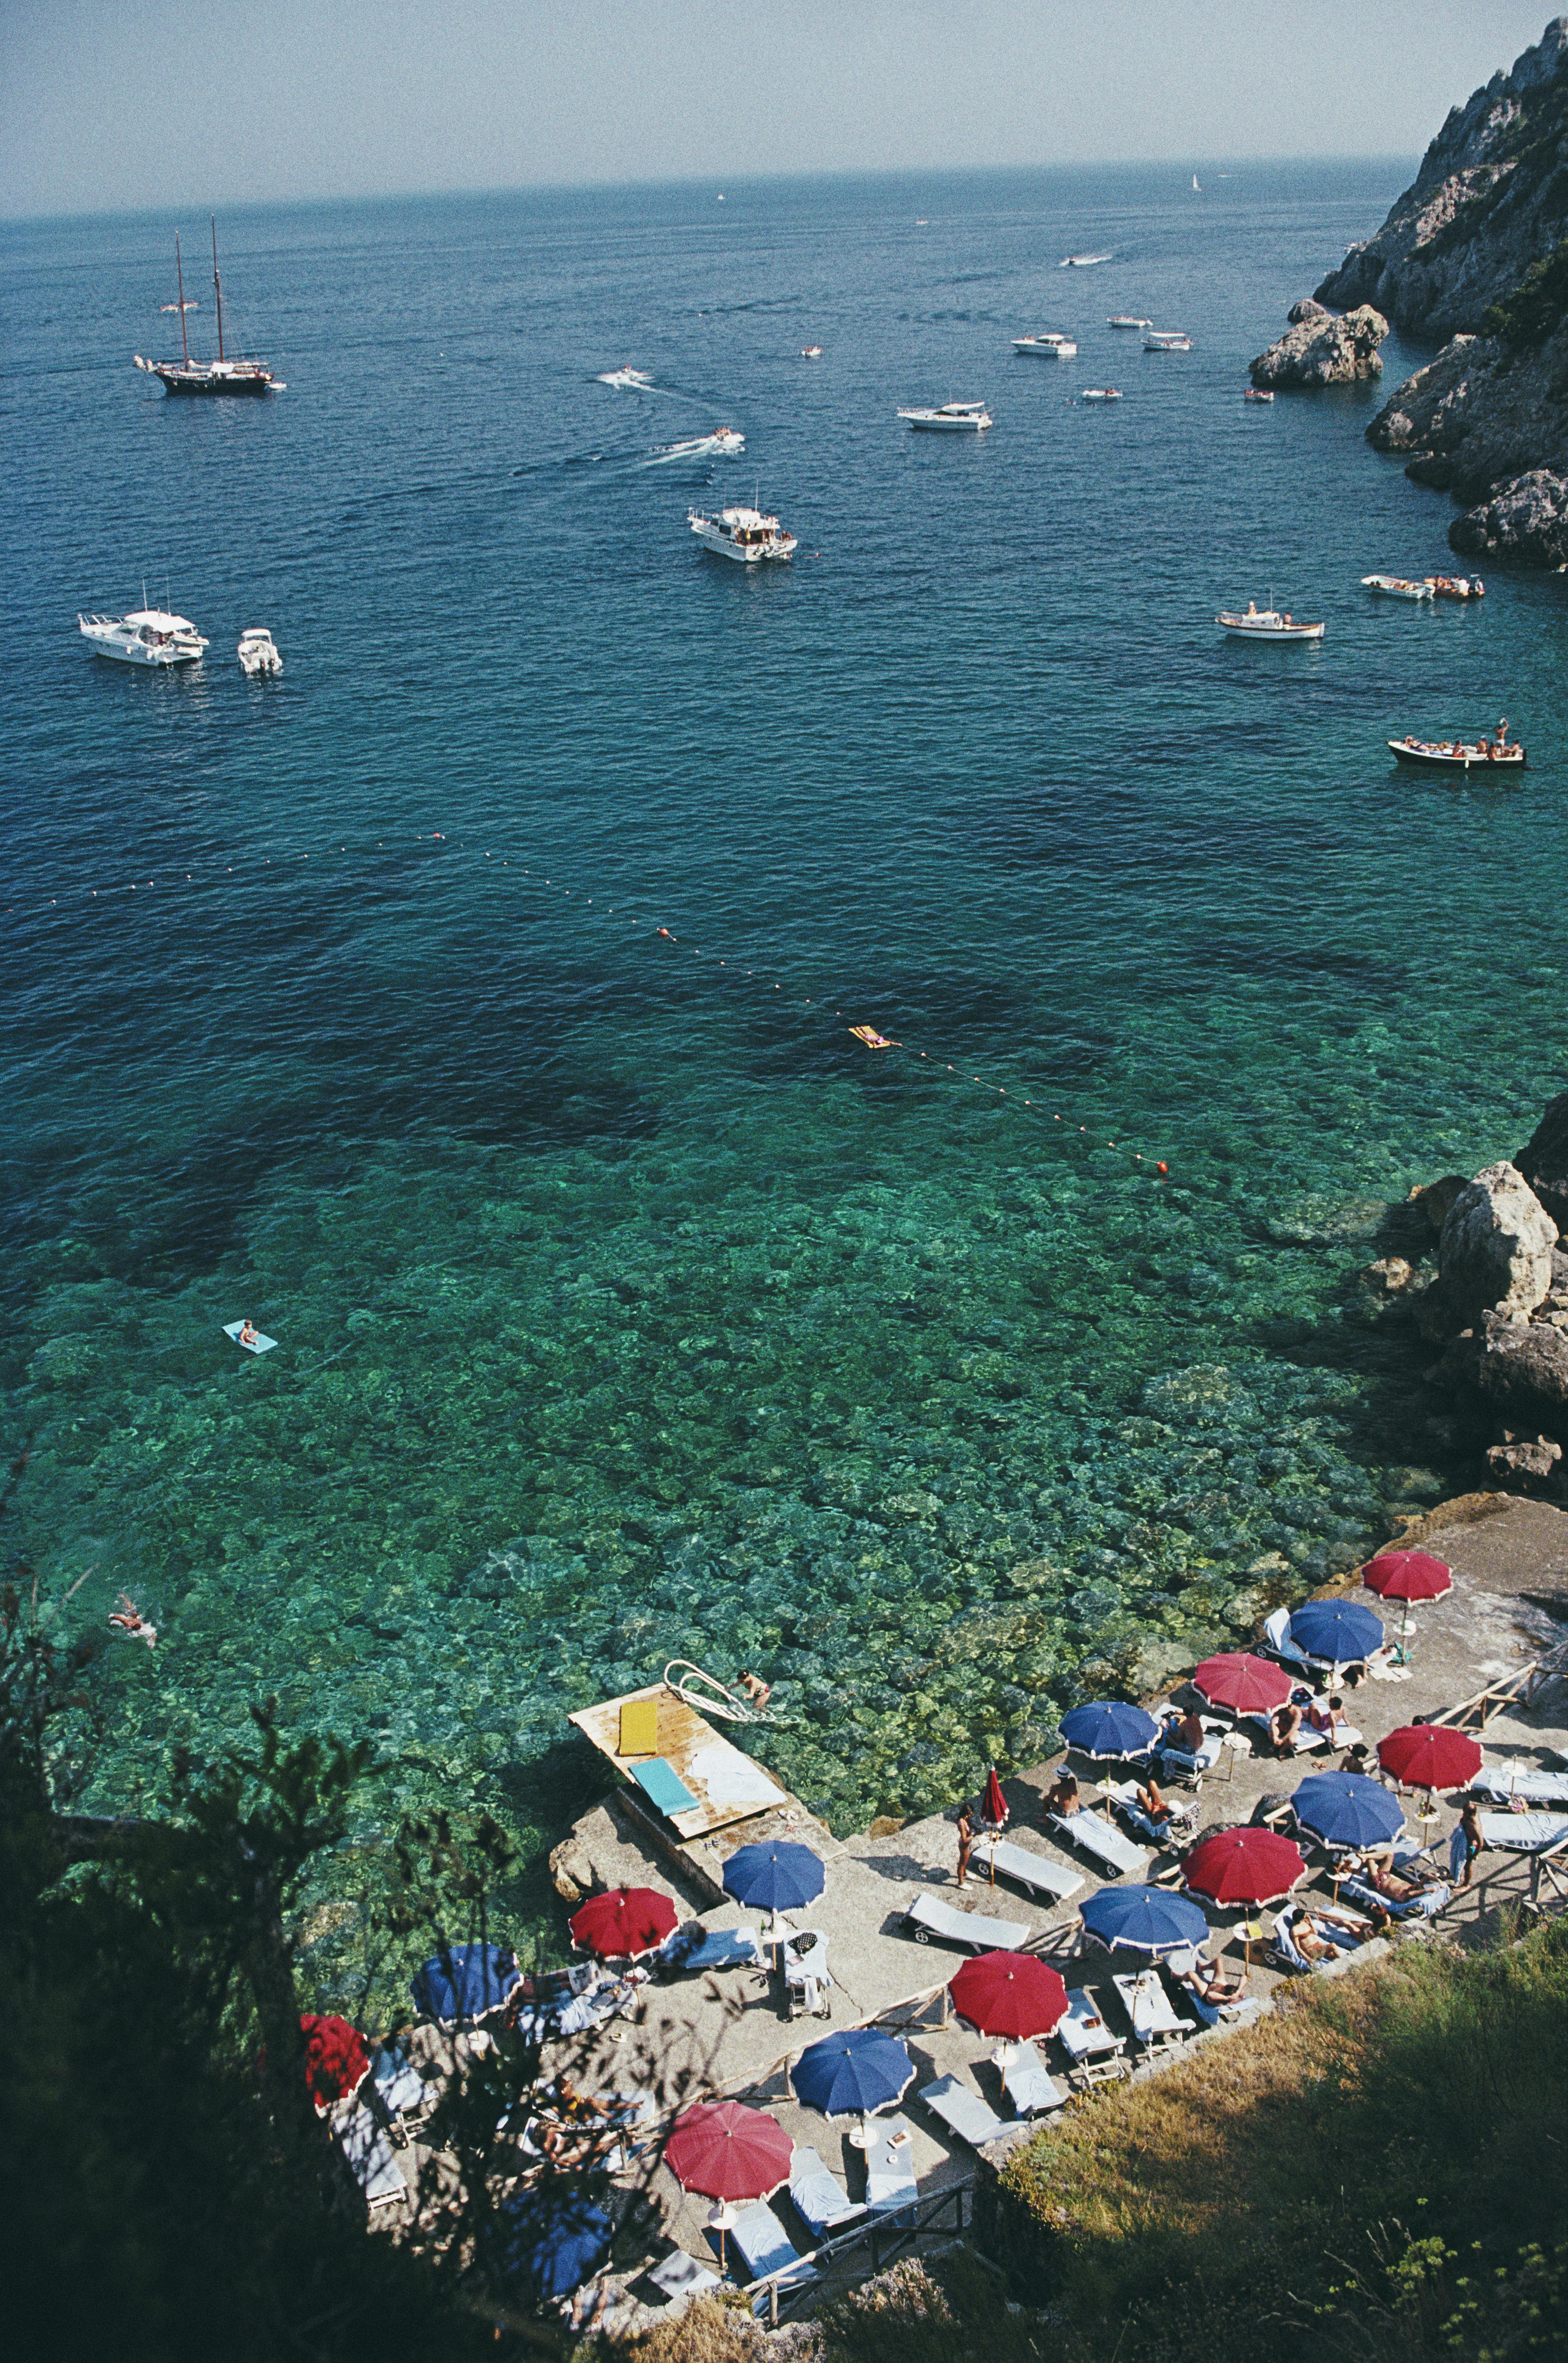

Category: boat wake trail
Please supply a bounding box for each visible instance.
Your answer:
[640,431,745,466]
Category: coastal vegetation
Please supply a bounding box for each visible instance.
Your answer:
[984,1919,1568,2362]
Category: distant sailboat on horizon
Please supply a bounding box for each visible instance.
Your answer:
[1192,174,1201,192]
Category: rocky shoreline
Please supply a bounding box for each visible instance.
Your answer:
[1252,17,1568,565]
[1364,1087,1568,1497]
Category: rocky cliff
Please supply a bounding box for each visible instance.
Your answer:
[1285,19,1568,563]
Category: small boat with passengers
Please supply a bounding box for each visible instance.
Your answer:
[1080,388,1122,402]
[237,627,283,676]
[1363,574,1434,602]
[1109,315,1153,329]
[79,605,209,665]
[1428,573,1485,600]
[1013,332,1077,358]
[897,400,992,431]
[1243,388,1274,403]
[687,503,797,562]
[1145,330,1192,352]
[1217,601,1324,642]
[1389,720,1523,771]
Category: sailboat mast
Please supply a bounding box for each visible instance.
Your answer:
[175,235,190,365]
[211,216,224,361]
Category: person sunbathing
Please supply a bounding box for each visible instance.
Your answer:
[1135,1776,1174,1824]
[1044,1772,1081,1817]
[1291,1913,1349,1962]
[1270,1700,1304,1755]
[1179,1953,1246,2005]
[1345,1853,1432,1903]
[1169,1707,1207,1756]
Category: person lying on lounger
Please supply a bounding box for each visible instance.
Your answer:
[1292,1913,1352,1963]
[1044,1772,1081,1817]
[1177,1953,1247,2006]
[1134,1777,1175,1826]
[1344,1852,1439,1902]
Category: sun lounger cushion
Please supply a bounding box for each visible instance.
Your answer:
[1477,1811,1568,1852]
[1048,1809,1147,1877]
[921,2073,1008,2149]
[371,2043,428,2118]
[1113,1970,1190,2046]
[789,2146,862,2236]
[1002,2046,1066,2115]
[648,2249,722,2308]
[1058,1988,1122,2058]
[1473,1768,1568,1808]
[728,2200,818,2287]
[661,1924,764,1972]
[904,1890,1030,1950]
[983,1837,1085,1902]
[633,1758,700,1816]
[336,2101,407,2208]
[864,2116,919,2215]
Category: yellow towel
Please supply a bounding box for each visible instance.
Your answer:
[619,1698,659,1756]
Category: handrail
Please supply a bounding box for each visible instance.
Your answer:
[662,1659,768,1725]
[1431,1661,1547,1730]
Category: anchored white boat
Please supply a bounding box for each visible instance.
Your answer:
[1061,251,1112,267]
[237,626,282,676]
[79,606,209,666]
[1013,333,1077,358]
[1109,316,1153,329]
[1145,330,1192,352]
[1217,602,1325,642]
[1390,724,1523,771]
[800,345,823,358]
[687,502,797,562]
[1080,388,1122,402]
[897,400,992,431]
[1363,574,1434,601]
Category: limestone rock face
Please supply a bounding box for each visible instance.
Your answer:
[1287,297,1331,326]
[1438,1161,1559,1326]
[1250,304,1388,388]
[1518,1089,1568,1227]
[1315,18,1568,340]
[1475,1308,1568,1411]
[1451,465,1568,564]
[1485,1432,1563,1479]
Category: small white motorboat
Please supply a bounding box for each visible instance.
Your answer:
[687,503,797,562]
[709,428,744,454]
[1244,388,1275,403]
[1217,602,1325,642]
[597,366,653,389]
[237,626,282,676]
[897,400,992,431]
[1145,331,1192,352]
[1061,251,1112,267]
[1390,724,1522,771]
[1013,333,1077,358]
[800,345,823,358]
[1109,316,1153,329]
[1427,574,1485,600]
[79,606,208,666]
[1080,388,1122,402]
[1362,575,1435,601]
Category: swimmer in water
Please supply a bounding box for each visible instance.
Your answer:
[109,1593,157,1649]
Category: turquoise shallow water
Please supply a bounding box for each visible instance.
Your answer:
[3,167,1566,1976]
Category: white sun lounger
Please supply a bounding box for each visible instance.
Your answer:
[647,2249,722,2312]
[979,1837,1084,1904]
[1001,2041,1068,2117]
[904,1889,1030,1951]
[334,2100,407,2209]
[1057,1988,1127,2082]
[1474,1767,1568,1807]
[1046,1808,1147,1879]
[789,2146,864,2238]
[1477,1811,1568,1853]
[921,2073,1008,2150]
[863,2114,918,2214]
[728,2200,818,2294]
[1112,1969,1192,2050]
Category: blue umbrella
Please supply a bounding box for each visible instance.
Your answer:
[1288,1598,1384,1664]
[409,1940,519,2026]
[1079,1883,1209,1958]
[791,2027,914,2118]
[481,2187,613,2302]
[1059,1700,1161,1759]
[1293,1771,1405,1849]
[723,1839,825,1914]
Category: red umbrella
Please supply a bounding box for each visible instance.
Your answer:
[665,2101,792,2204]
[300,2013,371,2111]
[1363,1551,1452,1602]
[1378,1725,1482,1789]
[1184,1825,1306,1906]
[569,1885,679,1959]
[983,1768,1008,1829]
[1191,1652,1292,1715]
[950,1950,1068,2041]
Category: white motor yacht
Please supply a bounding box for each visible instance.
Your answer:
[1217,602,1325,642]
[1145,331,1193,352]
[897,400,992,431]
[687,503,797,562]
[238,626,283,675]
[1013,333,1077,358]
[79,607,209,666]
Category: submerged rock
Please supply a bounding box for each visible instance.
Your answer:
[1250,304,1388,388]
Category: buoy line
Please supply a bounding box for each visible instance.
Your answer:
[5,829,1171,1178]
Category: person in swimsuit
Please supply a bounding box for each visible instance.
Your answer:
[1044,1772,1081,1818]
[238,1321,259,1347]
[1134,1776,1174,1826]
[1178,1952,1246,2006]
[1451,1795,1486,1888]
[738,1670,771,1710]
[1270,1700,1304,1756]
[108,1593,157,1649]
[955,1804,975,1888]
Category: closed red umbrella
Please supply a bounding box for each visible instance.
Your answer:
[1363,1551,1452,1602]
[569,1885,679,1959]
[983,1768,1008,1829]
[665,2101,792,2204]
[1378,1725,1482,1789]
[1184,1825,1305,1906]
[950,1950,1068,2041]
[300,2013,371,2111]
[1191,1652,1292,1715]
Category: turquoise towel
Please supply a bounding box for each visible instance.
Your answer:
[634,1759,699,1816]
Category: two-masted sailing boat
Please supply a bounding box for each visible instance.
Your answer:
[133,220,284,396]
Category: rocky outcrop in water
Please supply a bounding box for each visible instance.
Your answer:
[1517,1087,1568,1225]
[1249,303,1388,388]
[1436,1161,1559,1327]
[1293,20,1568,562]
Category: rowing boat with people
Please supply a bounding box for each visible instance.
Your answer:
[1389,720,1524,771]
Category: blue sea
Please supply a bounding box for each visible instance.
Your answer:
[3,166,1564,1982]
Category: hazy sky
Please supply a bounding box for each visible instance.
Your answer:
[0,0,1556,219]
